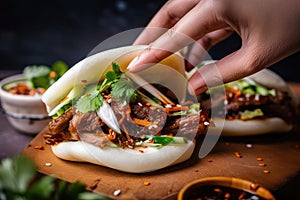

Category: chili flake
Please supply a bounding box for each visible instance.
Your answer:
[234,151,242,158]
[34,145,44,150]
[258,163,266,167]
[144,181,151,186]
[256,157,263,161]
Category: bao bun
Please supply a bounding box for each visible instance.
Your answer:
[42,45,198,173]
[52,140,195,173]
[213,69,298,136]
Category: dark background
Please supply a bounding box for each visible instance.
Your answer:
[0,0,299,82]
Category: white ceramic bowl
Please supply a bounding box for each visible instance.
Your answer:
[0,74,50,134]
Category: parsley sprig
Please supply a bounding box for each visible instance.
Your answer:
[76,63,138,113]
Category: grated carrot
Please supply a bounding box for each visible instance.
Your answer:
[164,105,189,112]
[133,118,153,126]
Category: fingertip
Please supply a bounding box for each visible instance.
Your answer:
[127,56,139,71]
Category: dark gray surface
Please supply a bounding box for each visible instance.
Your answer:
[0,71,33,160]
[0,112,33,160]
[0,0,299,82]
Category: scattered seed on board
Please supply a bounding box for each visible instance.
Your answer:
[45,162,52,167]
[256,157,263,161]
[246,144,253,148]
[258,163,266,167]
[113,189,121,196]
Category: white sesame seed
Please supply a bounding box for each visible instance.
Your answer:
[165,104,172,108]
[204,121,210,126]
[148,124,158,130]
[138,102,143,107]
[246,144,253,148]
[45,162,52,167]
[176,104,182,107]
[113,189,121,196]
[224,99,228,105]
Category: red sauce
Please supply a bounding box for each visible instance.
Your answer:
[183,185,272,200]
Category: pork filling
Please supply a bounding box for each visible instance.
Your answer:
[44,98,209,148]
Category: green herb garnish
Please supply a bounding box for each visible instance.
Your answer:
[0,155,108,200]
[76,90,103,113]
[23,61,68,89]
[111,78,138,103]
[76,62,138,113]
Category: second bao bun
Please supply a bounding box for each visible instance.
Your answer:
[210,68,298,136]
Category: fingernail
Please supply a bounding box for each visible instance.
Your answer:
[127,56,139,71]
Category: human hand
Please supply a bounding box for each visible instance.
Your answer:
[128,0,300,94]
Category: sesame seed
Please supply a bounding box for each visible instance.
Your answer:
[258,163,266,167]
[113,189,121,196]
[246,144,253,148]
[45,162,52,167]
[256,157,263,161]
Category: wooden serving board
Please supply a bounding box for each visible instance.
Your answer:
[22,84,300,200]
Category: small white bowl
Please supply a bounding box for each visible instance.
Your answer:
[0,74,50,134]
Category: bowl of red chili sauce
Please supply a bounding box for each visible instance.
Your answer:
[178,176,276,200]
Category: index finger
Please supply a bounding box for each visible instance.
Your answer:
[128,1,227,72]
[133,0,200,45]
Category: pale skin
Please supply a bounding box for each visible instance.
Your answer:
[127,0,300,94]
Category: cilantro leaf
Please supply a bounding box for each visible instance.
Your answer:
[23,65,50,80]
[54,181,86,200]
[76,91,103,113]
[0,155,108,200]
[105,71,118,82]
[23,65,51,89]
[0,155,36,193]
[26,176,55,199]
[98,63,123,92]
[111,78,137,103]
[22,61,68,89]
[112,62,122,76]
